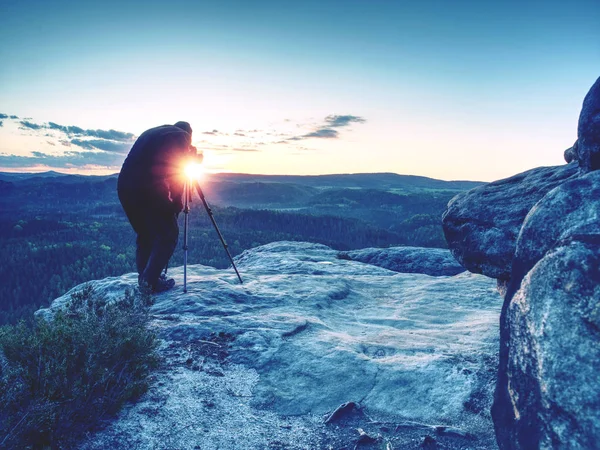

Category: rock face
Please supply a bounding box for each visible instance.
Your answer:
[441,164,579,281]
[577,76,600,172]
[493,171,600,449]
[441,76,600,449]
[337,246,465,276]
[39,241,502,450]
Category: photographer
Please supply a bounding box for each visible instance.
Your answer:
[117,121,201,292]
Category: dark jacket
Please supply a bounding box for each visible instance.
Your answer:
[118,125,194,213]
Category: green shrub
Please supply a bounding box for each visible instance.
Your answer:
[0,285,160,449]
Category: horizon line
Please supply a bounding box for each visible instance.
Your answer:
[0,168,487,184]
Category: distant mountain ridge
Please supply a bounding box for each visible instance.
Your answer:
[0,171,483,191]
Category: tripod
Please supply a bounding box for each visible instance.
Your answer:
[182,178,243,292]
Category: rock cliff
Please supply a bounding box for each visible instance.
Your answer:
[442,76,600,449]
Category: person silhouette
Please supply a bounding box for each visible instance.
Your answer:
[117,121,199,292]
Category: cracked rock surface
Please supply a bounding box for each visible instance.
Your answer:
[39,241,501,449]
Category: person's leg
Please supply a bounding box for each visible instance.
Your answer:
[118,189,154,280]
[140,212,179,291]
[136,233,153,277]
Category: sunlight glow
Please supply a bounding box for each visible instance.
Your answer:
[184,161,205,180]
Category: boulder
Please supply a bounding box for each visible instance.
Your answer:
[492,170,600,449]
[563,142,577,164]
[337,246,465,276]
[441,164,579,281]
[577,76,600,172]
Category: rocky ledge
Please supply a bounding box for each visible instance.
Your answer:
[338,246,465,276]
[39,242,501,450]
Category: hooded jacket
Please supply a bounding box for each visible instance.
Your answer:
[118,124,194,213]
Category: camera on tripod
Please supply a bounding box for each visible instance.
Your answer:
[184,147,204,180]
[180,150,243,291]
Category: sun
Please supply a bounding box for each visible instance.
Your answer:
[184,161,204,180]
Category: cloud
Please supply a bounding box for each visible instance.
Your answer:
[13,119,135,144]
[47,122,135,142]
[10,115,18,119]
[0,114,8,119]
[324,115,366,128]
[0,121,3,127]
[202,129,220,135]
[87,129,135,141]
[7,118,135,163]
[290,114,366,141]
[70,138,131,153]
[47,122,85,135]
[70,139,94,150]
[20,120,43,130]
[0,114,136,170]
[303,128,338,139]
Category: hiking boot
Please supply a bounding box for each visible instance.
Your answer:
[153,277,175,293]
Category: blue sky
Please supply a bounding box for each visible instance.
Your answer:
[0,0,598,180]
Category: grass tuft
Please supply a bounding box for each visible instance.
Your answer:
[0,284,159,448]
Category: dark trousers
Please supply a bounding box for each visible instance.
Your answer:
[118,188,179,288]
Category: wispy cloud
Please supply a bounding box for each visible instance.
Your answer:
[1,112,366,172]
[70,139,131,153]
[47,122,135,141]
[287,114,366,141]
[324,115,366,128]
[47,122,85,135]
[302,129,338,139]
[20,120,43,130]
[0,114,136,170]
[17,119,136,142]
[202,129,223,136]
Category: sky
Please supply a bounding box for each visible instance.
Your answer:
[0,0,599,181]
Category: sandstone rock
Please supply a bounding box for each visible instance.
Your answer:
[563,142,577,164]
[577,76,600,172]
[510,170,600,294]
[338,246,465,276]
[442,164,579,281]
[325,401,357,424]
[492,171,600,449]
[38,241,501,449]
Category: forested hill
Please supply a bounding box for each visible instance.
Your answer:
[0,171,481,324]
[205,172,483,191]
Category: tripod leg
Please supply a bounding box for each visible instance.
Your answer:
[183,181,190,293]
[193,180,243,284]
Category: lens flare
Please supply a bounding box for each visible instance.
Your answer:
[185,162,204,180]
